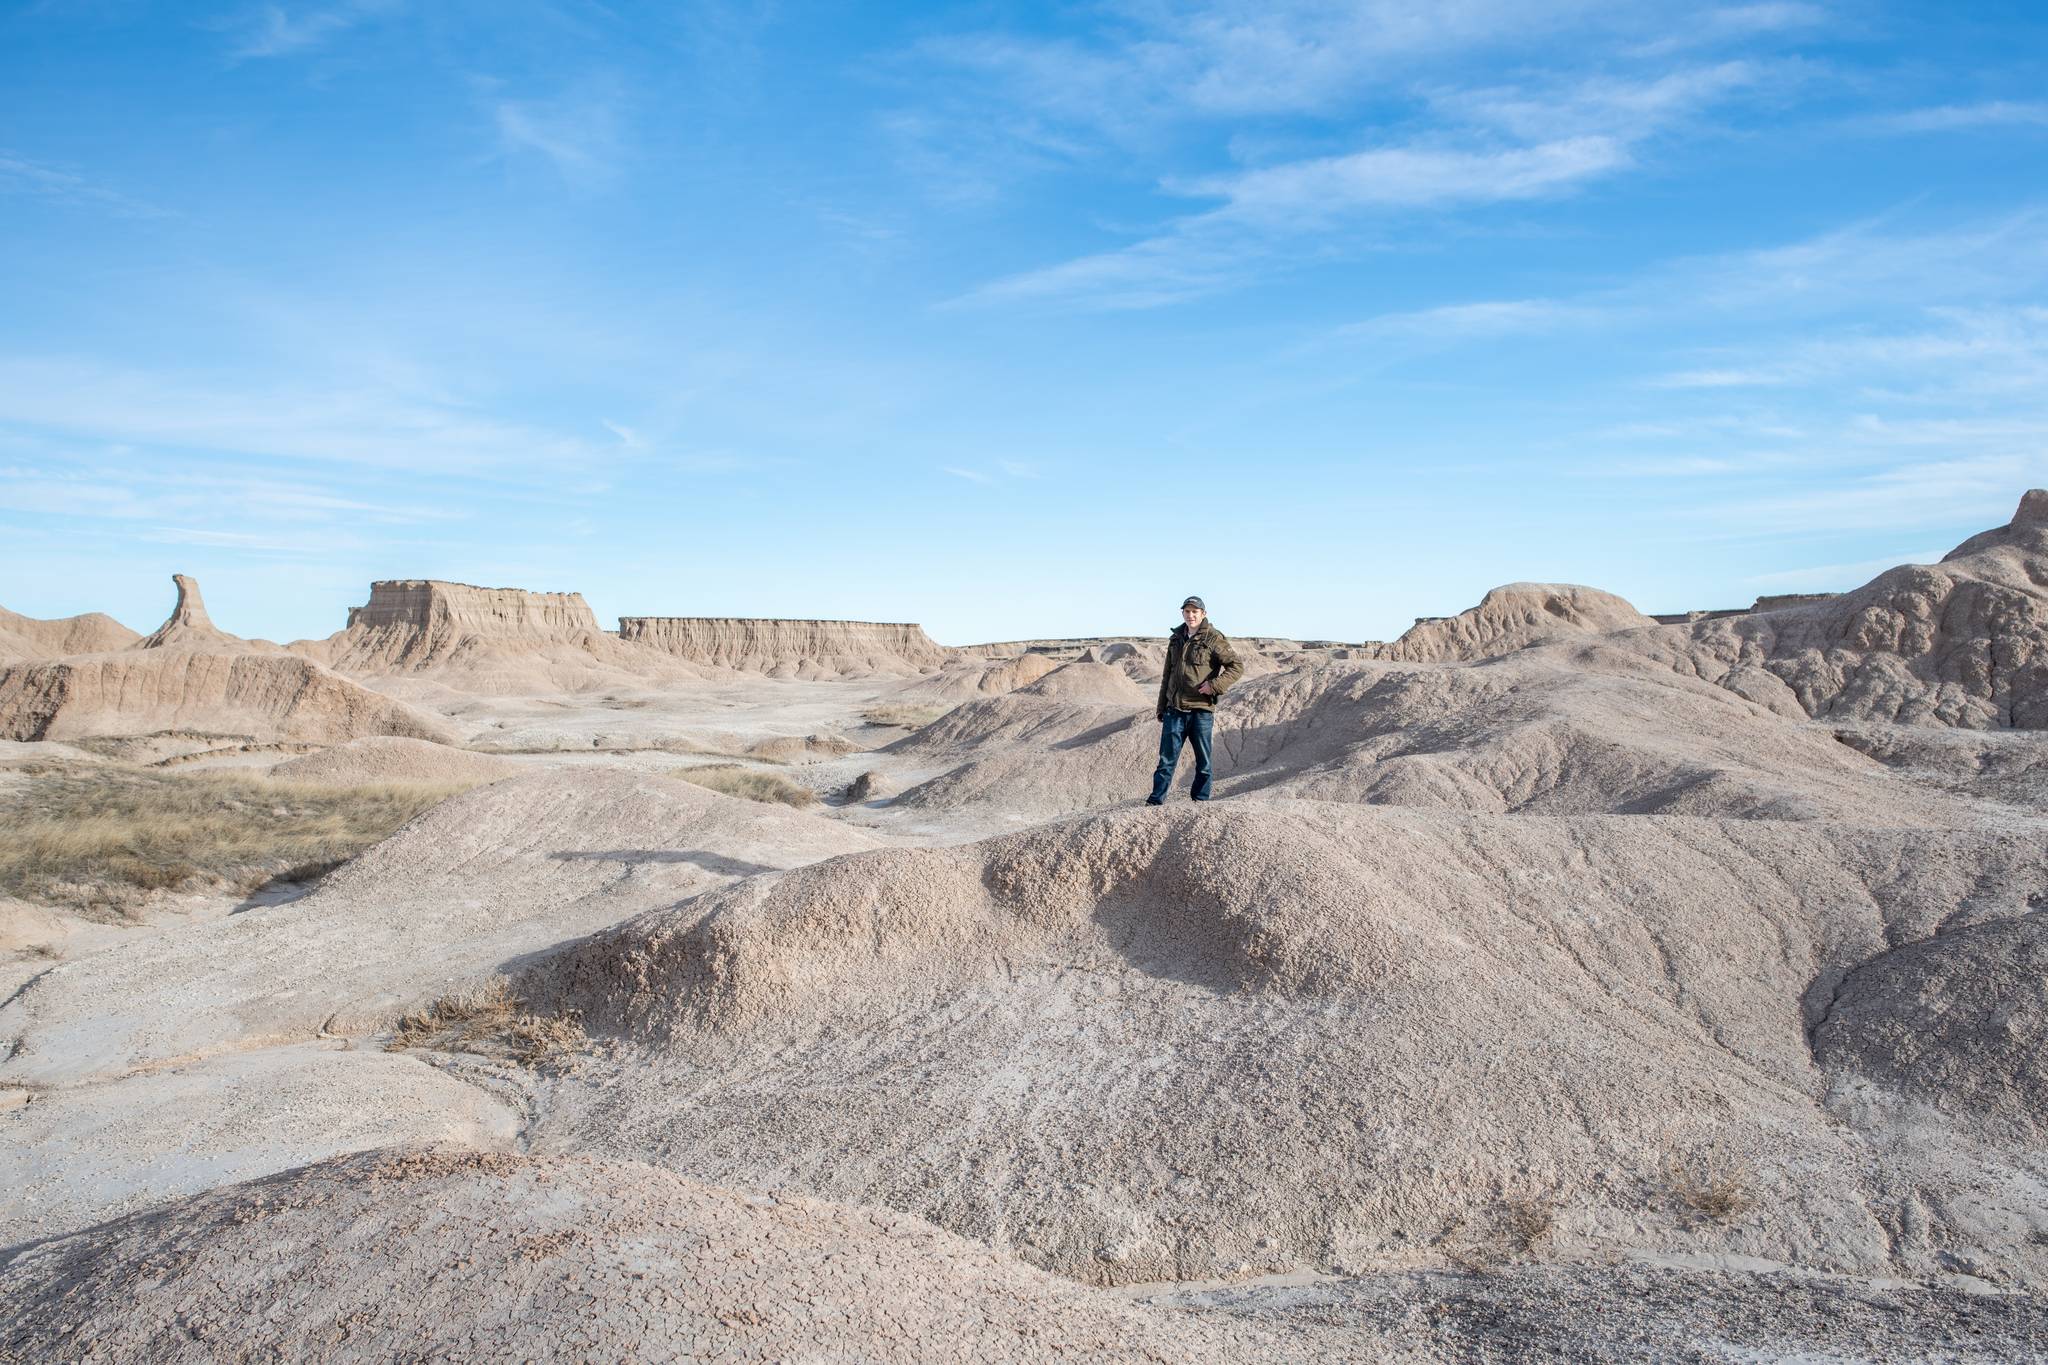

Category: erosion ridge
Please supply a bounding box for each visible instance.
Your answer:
[525,798,2048,1289]
[0,575,452,744]
[0,605,138,659]
[620,615,947,678]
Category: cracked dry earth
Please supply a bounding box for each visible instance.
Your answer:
[6,498,2048,1361]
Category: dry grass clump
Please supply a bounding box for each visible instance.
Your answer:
[671,764,817,807]
[1499,1190,1559,1253]
[861,703,949,731]
[1441,1186,1560,1271]
[0,763,474,915]
[387,979,585,1066]
[1660,1147,1758,1227]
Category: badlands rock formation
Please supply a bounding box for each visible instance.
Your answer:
[888,650,1061,704]
[301,580,701,694]
[136,573,269,652]
[620,615,947,679]
[0,576,451,745]
[0,605,137,659]
[527,799,2048,1289]
[0,1149,1297,1364]
[8,494,2048,1362]
[1368,583,1653,663]
[1634,490,2048,727]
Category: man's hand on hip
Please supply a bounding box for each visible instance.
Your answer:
[1197,682,1215,695]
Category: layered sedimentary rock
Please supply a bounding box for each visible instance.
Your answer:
[1630,490,2048,727]
[0,652,454,744]
[0,575,451,744]
[303,580,701,693]
[0,606,138,659]
[137,574,261,652]
[619,616,946,679]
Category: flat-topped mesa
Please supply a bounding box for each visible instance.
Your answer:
[620,617,947,679]
[303,579,711,693]
[346,580,604,640]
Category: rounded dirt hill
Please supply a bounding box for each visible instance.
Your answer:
[0,1148,1277,1364]
[524,799,2048,1288]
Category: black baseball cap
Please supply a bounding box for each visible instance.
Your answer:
[1181,596,1205,610]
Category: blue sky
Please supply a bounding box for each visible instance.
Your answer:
[3,1,2046,645]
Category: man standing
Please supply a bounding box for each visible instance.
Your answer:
[1148,595,1243,804]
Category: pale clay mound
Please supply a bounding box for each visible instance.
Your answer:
[0,605,137,659]
[0,1149,1303,1365]
[0,771,881,1085]
[1013,659,1153,704]
[1366,582,1654,663]
[889,651,1062,705]
[886,649,2005,827]
[266,735,524,786]
[526,799,2048,1290]
[0,575,455,745]
[297,579,713,695]
[621,615,948,679]
[2,1150,2037,1365]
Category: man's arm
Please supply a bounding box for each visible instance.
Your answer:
[1207,631,1244,695]
[1155,659,1171,719]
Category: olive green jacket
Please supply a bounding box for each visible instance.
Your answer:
[1156,621,1244,718]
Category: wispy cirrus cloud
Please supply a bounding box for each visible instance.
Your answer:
[1863,100,2048,134]
[0,357,604,474]
[1647,304,2048,394]
[0,152,165,218]
[223,0,402,61]
[490,82,626,186]
[931,5,1794,310]
[1329,299,1603,352]
[969,135,1636,308]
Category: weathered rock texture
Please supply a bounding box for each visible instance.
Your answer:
[528,799,2048,1290]
[0,606,137,659]
[1367,583,1653,663]
[620,616,947,679]
[1631,491,2048,727]
[303,580,700,694]
[0,576,451,745]
[888,652,1062,705]
[883,649,1993,828]
[0,1149,1278,1365]
[137,574,260,652]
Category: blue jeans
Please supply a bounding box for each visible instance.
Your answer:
[1149,707,1214,802]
